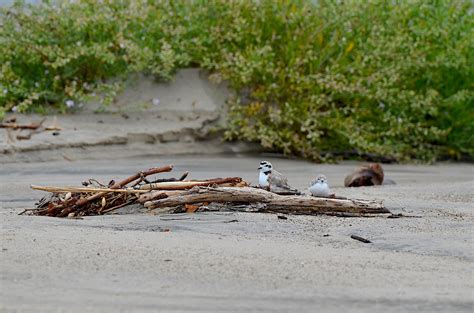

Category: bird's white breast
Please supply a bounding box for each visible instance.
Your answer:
[309,182,330,197]
[259,171,269,187]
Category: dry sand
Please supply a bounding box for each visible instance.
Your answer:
[1,155,473,312]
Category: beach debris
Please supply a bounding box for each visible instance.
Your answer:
[344,163,385,187]
[26,164,390,218]
[350,235,372,243]
[1,116,62,141]
[185,203,200,213]
[1,117,45,130]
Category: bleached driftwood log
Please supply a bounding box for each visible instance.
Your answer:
[144,186,389,215]
[137,177,246,190]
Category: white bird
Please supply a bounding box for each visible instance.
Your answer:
[258,161,300,195]
[309,174,332,197]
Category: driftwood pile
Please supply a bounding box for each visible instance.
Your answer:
[26,164,390,218]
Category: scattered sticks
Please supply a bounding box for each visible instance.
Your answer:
[1,116,62,142]
[0,119,45,130]
[28,165,174,217]
[74,165,174,208]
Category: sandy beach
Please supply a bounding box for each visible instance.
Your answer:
[1,155,473,312]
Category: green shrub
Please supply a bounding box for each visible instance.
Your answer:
[1,0,472,161]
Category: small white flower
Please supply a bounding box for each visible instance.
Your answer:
[76,41,82,46]
[45,70,49,74]
[3,89,7,94]
[65,100,75,108]
[35,82,40,88]
[11,106,18,112]
[152,98,160,106]
[379,102,385,109]
[119,43,125,49]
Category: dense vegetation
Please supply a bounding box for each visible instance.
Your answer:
[1,0,472,161]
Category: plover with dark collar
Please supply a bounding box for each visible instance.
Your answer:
[258,161,300,195]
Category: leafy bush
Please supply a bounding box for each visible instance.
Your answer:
[1,0,472,161]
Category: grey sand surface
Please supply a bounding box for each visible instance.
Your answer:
[1,155,473,312]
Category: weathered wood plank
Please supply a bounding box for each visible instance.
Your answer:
[144,186,389,215]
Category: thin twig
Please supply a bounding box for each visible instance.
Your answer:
[31,185,150,194]
[18,209,27,215]
[148,171,190,184]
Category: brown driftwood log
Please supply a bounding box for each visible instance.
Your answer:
[144,186,389,215]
